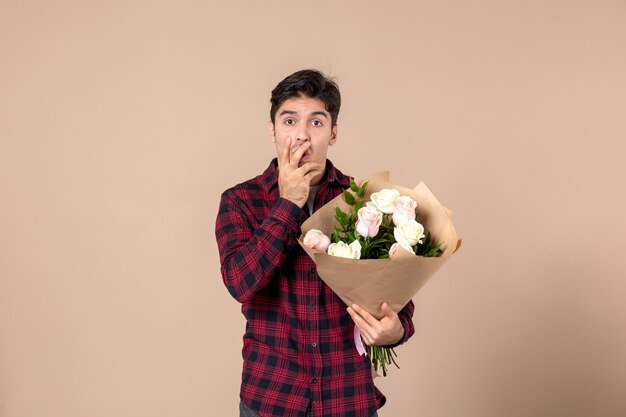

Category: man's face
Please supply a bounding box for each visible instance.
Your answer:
[269,96,337,182]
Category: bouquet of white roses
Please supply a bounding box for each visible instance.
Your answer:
[299,172,461,376]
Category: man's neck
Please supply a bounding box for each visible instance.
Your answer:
[307,183,320,215]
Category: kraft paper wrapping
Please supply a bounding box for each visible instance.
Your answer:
[298,172,462,319]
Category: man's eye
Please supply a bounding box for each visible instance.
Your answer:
[284,119,295,125]
[311,120,322,127]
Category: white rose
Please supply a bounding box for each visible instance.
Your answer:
[327,240,362,259]
[303,229,331,252]
[367,189,400,214]
[389,241,415,258]
[393,220,425,246]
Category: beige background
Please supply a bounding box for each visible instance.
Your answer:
[1,1,625,416]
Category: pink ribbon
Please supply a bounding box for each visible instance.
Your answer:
[354,327,380,379]
[354,326,367,356]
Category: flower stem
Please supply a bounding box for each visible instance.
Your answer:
[367,345,400,377]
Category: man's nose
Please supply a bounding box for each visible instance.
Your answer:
[295,125,310,142]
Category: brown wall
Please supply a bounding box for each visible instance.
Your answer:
[1,1,625,416]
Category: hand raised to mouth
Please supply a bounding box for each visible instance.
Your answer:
[277,138,324,208]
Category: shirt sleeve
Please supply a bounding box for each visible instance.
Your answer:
[215,191,307,303]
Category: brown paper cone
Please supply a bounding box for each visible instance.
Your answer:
[298,172,461,319]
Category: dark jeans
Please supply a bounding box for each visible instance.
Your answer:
[239,401,378,417]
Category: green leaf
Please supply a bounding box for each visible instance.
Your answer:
[426,242,444,257]
[357,181,369,198]
[349,177,358,192]
[335,206,350,227]
[343,190,356,205]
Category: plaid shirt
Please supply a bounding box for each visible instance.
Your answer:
[215,159,415,417]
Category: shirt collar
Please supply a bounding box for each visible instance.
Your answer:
[260,158,349,192]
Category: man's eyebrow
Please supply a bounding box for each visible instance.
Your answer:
[278,110,329,118]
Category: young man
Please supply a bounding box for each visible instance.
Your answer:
[215,69,415,417]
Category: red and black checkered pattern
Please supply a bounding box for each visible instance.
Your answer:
[216,159,414,417]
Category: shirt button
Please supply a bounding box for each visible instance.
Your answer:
[311,342,317,348]
[310,266,316,273]
[312,378,318,384]
[309,305,316,311]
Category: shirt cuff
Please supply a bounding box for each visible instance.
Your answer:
[271,197,308,232]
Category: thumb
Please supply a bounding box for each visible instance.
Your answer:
[381,302,396,318]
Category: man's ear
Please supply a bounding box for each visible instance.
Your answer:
[329,124,338,146]
[268,121,276,143]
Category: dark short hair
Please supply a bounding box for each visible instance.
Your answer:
[270,69,341,126]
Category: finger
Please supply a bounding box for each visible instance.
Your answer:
[289,141,310,167]
[356,323,374,345]
[297,161,323,172]
[301,163,324,178]
[304,171,322,183]
[350,304,380,328]
[348,308,379,344]
[279,137,292,168]
[347,307,370,331]
[348,307,375,343]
